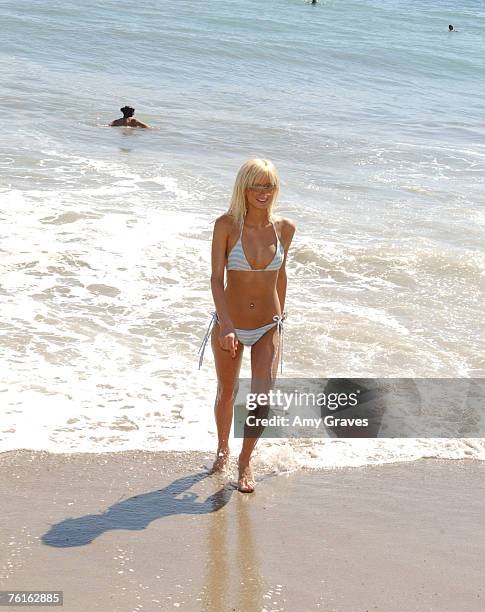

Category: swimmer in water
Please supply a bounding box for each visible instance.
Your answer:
[110,106,149,128]
[448,24,457,32]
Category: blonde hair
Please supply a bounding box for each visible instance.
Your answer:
[226,159,280,226]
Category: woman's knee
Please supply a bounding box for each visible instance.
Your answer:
[216,382,239,404]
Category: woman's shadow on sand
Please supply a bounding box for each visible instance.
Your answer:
[42,472,232,548]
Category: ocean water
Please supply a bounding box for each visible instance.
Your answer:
[1,0,484,468]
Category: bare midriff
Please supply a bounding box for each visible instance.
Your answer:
[225,270,281,329]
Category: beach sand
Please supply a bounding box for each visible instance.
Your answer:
[0,451,483,612]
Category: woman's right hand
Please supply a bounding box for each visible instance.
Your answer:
[218,327,239,358]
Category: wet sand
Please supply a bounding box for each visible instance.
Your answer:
[0,451,483,611]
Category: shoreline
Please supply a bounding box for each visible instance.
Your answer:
[1,447,485,465]
[1,451,483,611]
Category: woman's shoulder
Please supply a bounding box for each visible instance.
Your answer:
[214,213,239,233]
[274,216,296,237]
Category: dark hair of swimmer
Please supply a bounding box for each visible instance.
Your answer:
[120,106,135,118]
[448,24,454,31]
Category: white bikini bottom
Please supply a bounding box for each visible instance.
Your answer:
[198,312,285,371]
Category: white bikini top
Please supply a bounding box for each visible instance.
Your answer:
[227,220,284,272]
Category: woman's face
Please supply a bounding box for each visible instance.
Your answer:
[245,178,277,211]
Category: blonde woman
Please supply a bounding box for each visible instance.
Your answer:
[199,159,296,492]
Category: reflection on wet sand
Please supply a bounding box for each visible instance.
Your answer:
[202,488,264,611]
[236,496,264,612]
[202,481,229,612]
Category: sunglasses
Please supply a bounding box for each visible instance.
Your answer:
[248,184,277,193]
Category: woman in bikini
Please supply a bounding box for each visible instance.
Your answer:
[200,159,295,492]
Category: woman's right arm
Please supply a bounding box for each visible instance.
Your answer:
[210,216,238,357]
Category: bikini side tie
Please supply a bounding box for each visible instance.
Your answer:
[198,311,217,370]
[272,312,286,374]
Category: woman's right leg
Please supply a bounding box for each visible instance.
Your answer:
[210,324,244,472]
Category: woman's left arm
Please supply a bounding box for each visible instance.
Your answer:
[276,219,296,312]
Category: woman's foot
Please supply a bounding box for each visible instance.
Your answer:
[238,457,256,493]
[210,447,230,473]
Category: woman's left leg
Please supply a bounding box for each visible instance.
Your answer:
[238,325,280,492]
